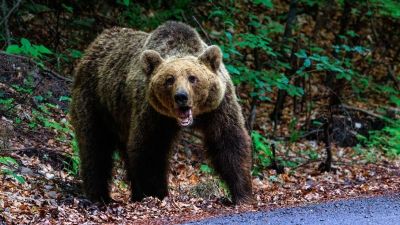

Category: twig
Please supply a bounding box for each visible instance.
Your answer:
[0,51,72,82]
[180,11,189,23]
[0,147,72,157]
[42,68,72,82]
[268,143,284,174]
[0,0,22,26]
[246,98,257,132]
[340,104,387,121]
[270,0,298,122]
[387,65,400,91]
[366,0,380,43]
[319,118,332,172]
[295,159,322,169]
[379,106,400,115]
[246,24,261,132]
[1,0,10,45]
[301,128,324,139]
[192,16,212,45]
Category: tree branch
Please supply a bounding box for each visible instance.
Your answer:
[0,51,72,82]
[0,0,22,26]
[340,104,387,121]
[192,16,212,45]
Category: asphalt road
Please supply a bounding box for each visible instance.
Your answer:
[184,194,400,225]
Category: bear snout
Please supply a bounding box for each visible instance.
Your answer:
[174,90,189,106]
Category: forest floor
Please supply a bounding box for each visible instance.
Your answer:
[1,55,400,224]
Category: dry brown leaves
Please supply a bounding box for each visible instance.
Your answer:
[1,85,399,224]
[1,124,399,225]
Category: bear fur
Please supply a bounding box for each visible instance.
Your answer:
[70,21,252,204]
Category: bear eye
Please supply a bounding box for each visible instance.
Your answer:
[165,76,175,86]
[188,75,198,84]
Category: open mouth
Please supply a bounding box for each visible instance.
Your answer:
[176,106,193,127]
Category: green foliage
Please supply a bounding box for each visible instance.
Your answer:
[1,0,399,183]
[288,118,301,143]
[251,130,300,173]
[6,38,52,67]
[7,78,79,176]
[31,105,79,175]
[300,0,327,7]
[198,163,230,198]
[0,156,25,184]
[359,121,400,157]
[116,0,131,7]
[370,0,400,19]
[68,135,80,176]
[118,0,190,29]
[0,98,14,110]
[68,49,83,59]
[252,0,273,8]
[31,104,79,175]
[251,131,272,175]
[300,149,319,161]
[295,43,369,81]
[200,164,214,174]
[1,75,36,116]
[4,36,80,72]
[208,2,304,103]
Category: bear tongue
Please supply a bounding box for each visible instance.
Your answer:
[177,108,193,127]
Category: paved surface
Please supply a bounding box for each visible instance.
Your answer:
[184,194,400,225]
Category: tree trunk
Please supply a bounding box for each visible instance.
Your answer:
[327,0,352,106]
[269,0,298,122]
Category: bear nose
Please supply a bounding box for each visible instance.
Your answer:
[174,91,188,106]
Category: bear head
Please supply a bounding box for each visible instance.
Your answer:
[141,45,226,127]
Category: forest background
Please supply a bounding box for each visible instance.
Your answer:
[0,0,399,223]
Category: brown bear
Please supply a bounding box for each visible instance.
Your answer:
[70,21,252,204]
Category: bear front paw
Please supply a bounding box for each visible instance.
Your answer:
[233,194,255,205]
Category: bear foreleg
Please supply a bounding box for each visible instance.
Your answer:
[126,107,179,201]
[199,99,253,204]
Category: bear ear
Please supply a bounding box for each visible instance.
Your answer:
[140,50,164,76]
[199,45,222,72]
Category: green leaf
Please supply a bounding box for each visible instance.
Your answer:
[336,72,351,80]
[36,45,52,54]
[304,58,311,68]
[15,117,22,124]
[353,46,367,54]
[123,0,130,6]
[34,95,44,102]
[200,164,213,174]
[346,30,358,37]
[62,3,73,13]
[390,95,400,107]
[226,64,240,75]
[252,0,273,8]
[295,49,307,59]
[225,31,233,42]
[0,157,18,166]
[25,3,50,13]
[14,174,26,184]
[70,49,82,59]
[6,45,21,54]
[59,96,71,102]
[312,120,324,126]
[209,10,226,18]
[20,38,32,49]
[1,168,25,183]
